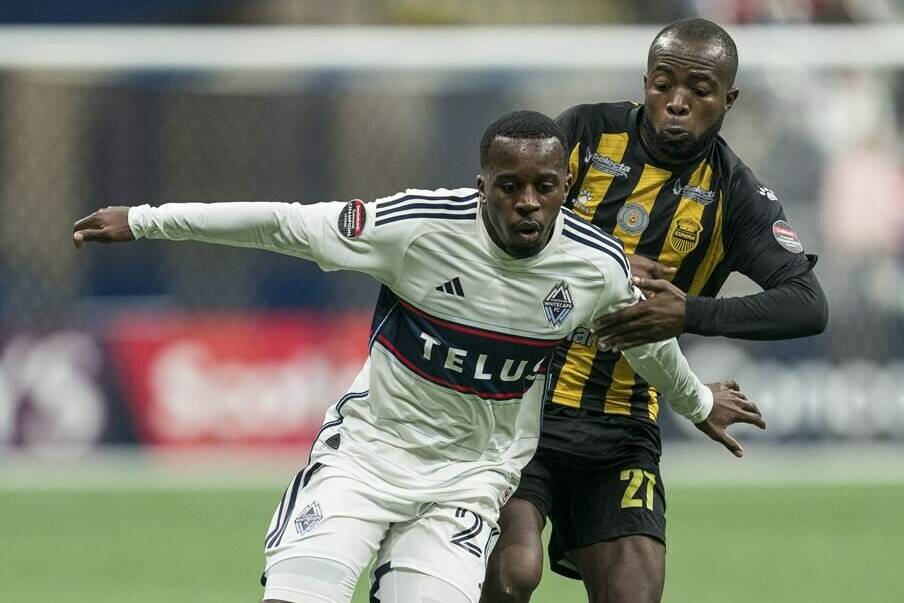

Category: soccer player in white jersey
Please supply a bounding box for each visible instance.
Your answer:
[73,111,762,603]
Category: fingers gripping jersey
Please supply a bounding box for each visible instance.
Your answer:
[128,188,708,505]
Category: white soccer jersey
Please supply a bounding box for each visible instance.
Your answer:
[128,188,710,511]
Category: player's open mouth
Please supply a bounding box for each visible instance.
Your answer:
[514,222,542,241]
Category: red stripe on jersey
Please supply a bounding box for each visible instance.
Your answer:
[397,300,562,349]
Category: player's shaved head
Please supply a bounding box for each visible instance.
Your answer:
[648,18,738,87]
[480,111,568,170]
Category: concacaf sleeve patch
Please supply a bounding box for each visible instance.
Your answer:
[338,199,366,238]
[772,220,804,253]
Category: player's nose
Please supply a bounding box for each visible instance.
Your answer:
[666,89,690,116]
[514,187,541,214]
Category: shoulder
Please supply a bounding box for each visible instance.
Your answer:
[370,187,479,230]
[711,139,775,201]
[559,207,630,278]
[556,101,635,133]
[712,140,783,217]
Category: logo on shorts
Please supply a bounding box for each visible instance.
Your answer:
[500,486,513,505]
[294,501,323,536]
[669,217,703,254]
[772,220,804,253]
[617,203,649,235]
[543,282,574,327]
[338,199,366,238]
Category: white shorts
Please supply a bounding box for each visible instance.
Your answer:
[262,461,501,603]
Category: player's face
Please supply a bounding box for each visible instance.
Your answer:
[477,136,570,259]
[641,38,739,165]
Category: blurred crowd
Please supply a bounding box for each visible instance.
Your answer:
[0,1,901,361]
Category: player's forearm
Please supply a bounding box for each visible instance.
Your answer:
[621,339,713,423]
[128,202,314,259]
[684,271,828,340]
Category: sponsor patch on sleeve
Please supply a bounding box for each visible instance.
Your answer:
[772,220,804,253]
[338,199,366,238]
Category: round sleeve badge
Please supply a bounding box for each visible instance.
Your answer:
[772,220,803,253]
[338,199,366,238]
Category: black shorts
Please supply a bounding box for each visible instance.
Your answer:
[513,406,665,580]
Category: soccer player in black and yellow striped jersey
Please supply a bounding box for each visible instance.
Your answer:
[481,18,828,603]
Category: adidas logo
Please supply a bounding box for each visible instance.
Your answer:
[436,277,465,297]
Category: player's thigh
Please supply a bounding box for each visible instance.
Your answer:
[481,454,553,601]
[571,535,665,603]
[373,502,501,603]
[262,463,402,603]
[490,497,546,578]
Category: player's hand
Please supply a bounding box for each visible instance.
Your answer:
[592,277,686,352]
[695,380,766,458]
[628,254,676,280]
[73,206,135,248]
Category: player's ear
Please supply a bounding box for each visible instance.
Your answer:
[565,170,573,193]
[476,174,486,201]
[725,87,739,112]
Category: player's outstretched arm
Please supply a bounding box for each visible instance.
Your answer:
[696,380,766,458]
[73,200,405,285]
[73,206,135,248]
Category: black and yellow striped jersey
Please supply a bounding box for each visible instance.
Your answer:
[547,102,814,422]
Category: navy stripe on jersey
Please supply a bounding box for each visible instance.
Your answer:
[562,229,630,278]
[369,286,401,350]
[376,191,479,210]
[563,210,624,250]
[373,289,561,400]
[376,201,478,219]
[375,210,477,227]
[313,390,369,444]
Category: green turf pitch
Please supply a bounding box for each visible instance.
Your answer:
[2,485,901,602]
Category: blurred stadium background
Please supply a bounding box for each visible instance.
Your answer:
[1,1,902,602]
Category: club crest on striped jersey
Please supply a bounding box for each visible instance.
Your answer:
[543,282,574,327]
[294,501,323,536]
[669,217,702,254]
[617,203,649,235]
[338,199,366,238]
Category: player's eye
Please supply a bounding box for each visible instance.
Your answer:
[693,88,711,97]
[653,81,670,91]
[500,182,517,194]
[538,182,556,193]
